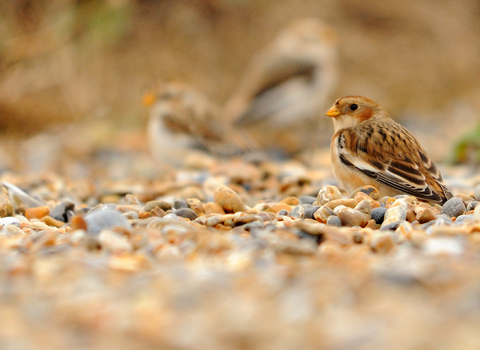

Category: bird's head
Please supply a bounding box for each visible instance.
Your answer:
[326,96,389,132]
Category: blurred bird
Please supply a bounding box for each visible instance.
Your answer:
[326,96,453,204]
[224,18,338,156]
[143,81,251,165]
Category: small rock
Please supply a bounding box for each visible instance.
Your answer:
[474,184,480,201]
[314,206,334,223]
[380,221,405,231]
[0,217,20,226]
[214,187,245,213]
[304,205,320,220]
[474,204,480,223]
[350,185,380,200]
[204,202,225,215]
[382,202,407,227]
[416,207,437,224]
[467,201,478,212]
[290,206,304,218]
[454,214,474,226]
[173,199,188,209]
[299,196,316,205]
[326,215,342,227]
[98,230,132,253]
[84,209,131,235]
[175,208,199,220]
[354,200,371,217]
[337,208,368,227]
[280,197,299,206]
[324,199,358,210]
[441,197,466,218]
[25,206,50,220]
[186,198,205,215]
[314,186,342,206]
[0,225,25,237]
[371,207,388,225]
[49,200,75,222]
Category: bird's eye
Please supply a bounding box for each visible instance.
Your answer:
[350,104,358,111]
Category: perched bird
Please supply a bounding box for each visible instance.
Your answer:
[143,81,251,165]
[224,18,338,156]
[326,96,453,204]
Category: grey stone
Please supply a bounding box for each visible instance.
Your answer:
[326,215,342,227]
[441,197,466,218]
[50,200,75,222]
[85,209,131,235]
[371,207,388,224]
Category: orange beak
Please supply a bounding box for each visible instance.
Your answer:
[142,93,156,107]
[326,106,340,117]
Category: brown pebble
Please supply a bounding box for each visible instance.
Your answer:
[337,208,368,227]
[416,207,437,224]
[204,202,225,215]
[41,216,65,228]
[314,186,342,206]
[324,199,358,210]
[314,206,334,223]
[269,203,292,213]
[354,192,380,209]
[186,198,205,215]
[280,197,299,206]
[70,215,88,231]
[25,206,50,220]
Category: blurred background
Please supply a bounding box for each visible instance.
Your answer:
[1,0,480,170]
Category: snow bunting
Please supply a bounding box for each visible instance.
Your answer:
[143,81,251,164]
[326,96,453,204]
[224,18,338,156]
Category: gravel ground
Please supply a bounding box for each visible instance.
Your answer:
[0,148,479,350]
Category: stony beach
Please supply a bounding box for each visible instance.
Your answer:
[0,149,479,350]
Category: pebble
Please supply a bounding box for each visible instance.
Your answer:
[382,202,407,227]
[337,208,368,227]
[175,208,199,220]
[299,196,316,205]
[441,197,466,218]
[314,206,334,223]
[371,207,388,225]
[467,201,478,212]
[326,215,342,227]
[25,206,50,220]
[214,187,245,213]
[474,184,480,201]
[173,199,188,209]
[49,201,75,222]
[304,205,320,220]
[0,217,21,226]
[350,185,380,200]
[186,198,205,215]
[415,207,437,224]
[370,233,395,254]
[474,204,480,223]
[314,186,342,206]
[0,224,25,237]
[84,209,132,235]
[98,230,133,253]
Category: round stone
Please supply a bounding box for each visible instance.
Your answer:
[337,208,368,227]
[84,209,131,235]
[49,200,75,222]
[314,186,342,206]
[214,187,245,213]
[174,208,198,220]
[382,202,407,227]
[299,196,316,205]
[441,197,466,218]
[474,184,480,201]
[371,207,388,225]
[173,199,188,209]
[304,205,320,220]
[326,215,342,227]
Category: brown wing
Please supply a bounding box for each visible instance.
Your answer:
[336,120,453,204]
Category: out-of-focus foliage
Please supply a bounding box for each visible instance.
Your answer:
[451,123,480,165]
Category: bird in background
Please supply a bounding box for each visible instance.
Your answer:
[224,18,338,156]
[143,81,252,165]
[326,95,453,204]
